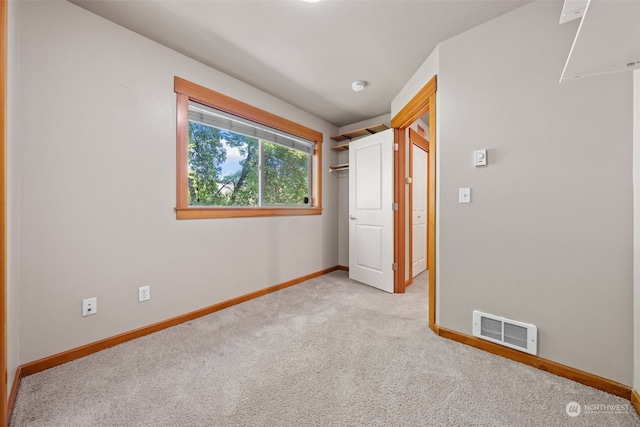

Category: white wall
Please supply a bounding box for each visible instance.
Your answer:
[438,1,633,385]
[6,0,21,395]
[634,68,640,392]
[10,0,339,364]
[392,45,439,119]
[395,1,634,385]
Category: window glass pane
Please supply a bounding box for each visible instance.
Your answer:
[263,141,310,206]
[188,121,259,207]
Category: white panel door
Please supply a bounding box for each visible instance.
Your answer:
[412,144,427,277]
[349,129,394,293]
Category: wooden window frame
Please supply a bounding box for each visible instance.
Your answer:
[174,76,323,219]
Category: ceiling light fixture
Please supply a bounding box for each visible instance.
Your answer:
[352,80,367,92]
[302,0,321,3]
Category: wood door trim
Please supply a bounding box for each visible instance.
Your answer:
[632,389,640,416]
[409,128,429,151]
[391,75,437,330]
[427,93,436,329]
[1,0,7,424]
[393,129,406,293]
[7,367,19,422]
[391,77,437,129]
[408,129,429,282]
[408,139,413,283]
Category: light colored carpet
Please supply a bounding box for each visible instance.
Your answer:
[10,271,640,426]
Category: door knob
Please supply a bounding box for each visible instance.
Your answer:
[349,215,358,220]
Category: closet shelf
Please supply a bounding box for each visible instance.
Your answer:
[330,123,388,173]
[331,143,350,152]
[329,163,349,173]
[330,124,389,142]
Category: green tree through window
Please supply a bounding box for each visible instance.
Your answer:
[263,142,309,205]
[175,77,322,219]
[188,121,309,207]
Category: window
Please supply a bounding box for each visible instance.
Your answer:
[187,101,312,207]
[174,77,323,219]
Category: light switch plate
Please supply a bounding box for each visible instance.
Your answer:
[474,149,487,167]
[459,188,471,203]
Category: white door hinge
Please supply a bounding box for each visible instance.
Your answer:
[392,263,398,271]
[394,143,399,152]
[392,202,399,211]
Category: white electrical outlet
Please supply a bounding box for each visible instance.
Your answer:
[138,286,150,302]
[82,297,97,316]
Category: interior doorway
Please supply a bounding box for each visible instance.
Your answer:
[391,75,437,330]
[409,128,429,279]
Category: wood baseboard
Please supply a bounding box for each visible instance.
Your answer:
[436,326,632,399]
[430,322,440,335]
[16,265,339,380]
[632,389,640,416]
[10,270,636,420]
[7,366,22,423]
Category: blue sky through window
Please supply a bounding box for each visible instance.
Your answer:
[220,139,244,176]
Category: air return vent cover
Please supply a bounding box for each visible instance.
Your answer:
[472,311,537,355]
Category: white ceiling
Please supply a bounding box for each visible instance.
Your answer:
[71,0,530,127]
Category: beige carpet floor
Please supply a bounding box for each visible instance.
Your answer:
[10,271,640,426]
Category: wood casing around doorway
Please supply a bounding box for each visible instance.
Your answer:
[391,76,437,331]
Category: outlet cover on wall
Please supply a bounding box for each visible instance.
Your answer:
[82,297,97,316]
[138,286,150,302]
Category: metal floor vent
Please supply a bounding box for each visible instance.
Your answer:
[472,310,537,355]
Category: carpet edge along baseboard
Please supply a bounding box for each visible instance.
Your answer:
[10,268,639,419]
[7,366,22,422]
[632,389,640,416]
[436,326,632,400]
[16,266,340,379]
